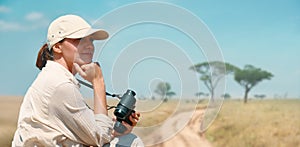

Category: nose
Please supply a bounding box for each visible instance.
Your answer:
[88,42,94,50]
[86,39,94,51]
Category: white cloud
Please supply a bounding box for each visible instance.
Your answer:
[0,12,49,32]
[0,5,11,13]
[25,12,44,21]
[0,20,23,31]
[0,15,49,32]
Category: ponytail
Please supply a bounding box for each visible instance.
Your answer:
[36,44,53,70]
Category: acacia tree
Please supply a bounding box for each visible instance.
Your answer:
[154,82,176,102]
[190,61,238,101]
[195,92,209,98]
[234,65,273,103]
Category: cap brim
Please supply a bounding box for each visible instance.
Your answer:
[67,28,109,40]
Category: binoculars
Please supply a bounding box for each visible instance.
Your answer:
[113,89,137,133]
[76,79,137,134]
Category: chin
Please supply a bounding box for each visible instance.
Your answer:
[83,61,93,64]
[75,60,92,66]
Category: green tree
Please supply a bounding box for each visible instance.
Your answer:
[190,61,238,101]
[221,93,231,99]
[234,65,273,103]
[154,82,176,102]
[254,94,266,99]
[195,92,209,98]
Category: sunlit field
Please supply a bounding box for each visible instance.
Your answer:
[206,99,300,147]
[0,96,22,147]
[0,96,204,146]
[1,96,300,147]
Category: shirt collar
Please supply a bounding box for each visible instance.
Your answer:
[45,61,80,87]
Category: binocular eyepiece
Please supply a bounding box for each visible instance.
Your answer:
[113,90,136,133]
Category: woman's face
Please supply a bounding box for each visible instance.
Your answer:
[75,36,95,65]
[61,36,95,66]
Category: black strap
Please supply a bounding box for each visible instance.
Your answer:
[76,78,121,98]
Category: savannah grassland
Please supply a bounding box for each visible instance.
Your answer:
[1,96,300,147]
[206,99,300,147]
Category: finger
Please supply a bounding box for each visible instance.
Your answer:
[129,116,138,126]
[93,62,103,75]
[134,112,140,118]
[131,112,140,121]
[73,63,87,77]
[80,64,89,71]
[135,112,141,117]
[112,117,116,122]
[94,62,100,67]
[131,115,139,121]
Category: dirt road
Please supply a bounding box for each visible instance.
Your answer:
[144,108,212,147]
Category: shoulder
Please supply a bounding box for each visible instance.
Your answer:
[37,61,78,88]
[30,62,79,100]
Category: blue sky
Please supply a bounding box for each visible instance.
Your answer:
[0,0,299,98]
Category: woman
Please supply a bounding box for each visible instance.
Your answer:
[12,14,143,147]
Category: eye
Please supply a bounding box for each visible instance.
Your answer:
[89,38,95,43]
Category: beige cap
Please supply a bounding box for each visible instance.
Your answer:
[47,14,108,49]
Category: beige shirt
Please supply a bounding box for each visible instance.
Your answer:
[12,61,113,147]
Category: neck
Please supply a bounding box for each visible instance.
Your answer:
[53,58,75,75]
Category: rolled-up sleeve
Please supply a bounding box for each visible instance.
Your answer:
[48,82,113,146]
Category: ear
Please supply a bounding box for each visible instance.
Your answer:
[52,43,62,54]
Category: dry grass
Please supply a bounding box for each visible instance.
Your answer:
[0,96,205,146]
[90,98,207,127]
[2,96,299,147]
[206,99,300,147]
[0,96,22,147]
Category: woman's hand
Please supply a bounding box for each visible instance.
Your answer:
[73,62,104,84]
[112,112,141,137]
[129,111,140,127]
[74,62,107,115]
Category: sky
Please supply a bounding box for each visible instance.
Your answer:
[0,0,299,99]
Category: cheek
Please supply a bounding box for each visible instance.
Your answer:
[76,53,93,64]
[63,47,77,62]
[76,48,94,63]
